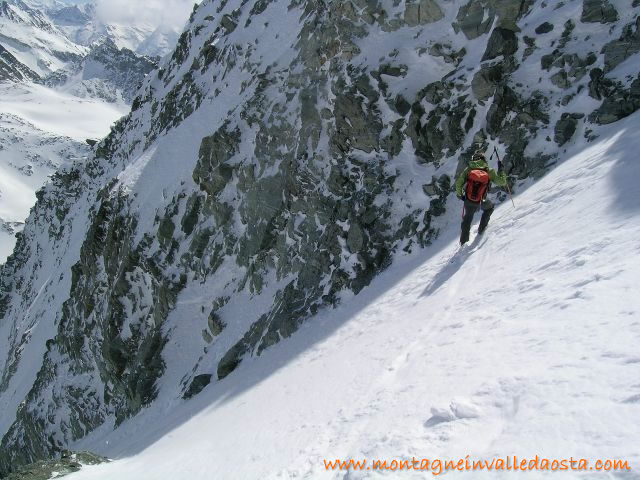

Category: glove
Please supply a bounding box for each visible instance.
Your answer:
[457,193,465,201]
[497,161,504,173]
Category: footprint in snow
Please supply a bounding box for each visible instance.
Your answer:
[424,407,456,427]
[622,394,640,404]
[450,400,483,419]
[423,400,482,428]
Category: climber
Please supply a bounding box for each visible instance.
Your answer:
[455,148,508,245]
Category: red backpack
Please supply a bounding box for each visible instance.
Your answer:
[465,169,490,202]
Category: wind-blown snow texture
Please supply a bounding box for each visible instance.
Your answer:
[1,0,639,475]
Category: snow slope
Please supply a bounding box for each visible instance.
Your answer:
[0,0,87,77]
[0,82,128,140]
[66,113,640,479]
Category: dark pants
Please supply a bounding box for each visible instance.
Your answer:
[460,198,494,244]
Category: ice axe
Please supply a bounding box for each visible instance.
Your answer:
[490,146,516,209]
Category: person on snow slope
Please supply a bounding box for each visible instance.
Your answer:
[455,149,508,245]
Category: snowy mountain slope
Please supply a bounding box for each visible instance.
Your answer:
[0,0,87,77]
[0,0,160,98]
[0,0,157,262]
[0,111,89,262]
[47,3,89,26]
[0,82,128,263]
[65,112,640,480]
[45,2,185,59]
[45,38,157,103]
[135,24,181,59]
[1,0,640,475]
[56,18,162,57]
[0,43,38,82]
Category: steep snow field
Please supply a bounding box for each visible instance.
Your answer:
[66,114,640,479]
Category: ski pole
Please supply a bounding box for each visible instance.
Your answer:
[493,147,516,209]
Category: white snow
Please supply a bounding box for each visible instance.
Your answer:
[67,113,640,479]
[0,83,128,141]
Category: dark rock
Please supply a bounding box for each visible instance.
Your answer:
[423,183,439,197]
[421,81,451,104]
[221,14,237,33]
[455,0,534,39]
[394,95,411,116]
[404,0,444,26]
[535,22,554,34]
[208,311,226,336]
[193,124,240,196]
[551,70,570,89]
[455,0,492,39]
[486,85,519,135]
[587,68,617,100]
[554,114,578,146]
[347,223,365,253]
[429,43,466,65]
[581,0,619,24]
[482,27,519,61]
[523,36,536,59]
[183,374,213,399]
[541,52,559,70]
[589,76,640,124]
[558,19,575,49]
[0,44,40,83]
[5,452,108,480]
[381,119,405,157]
[472,63,503,101]
[602,17,640,72]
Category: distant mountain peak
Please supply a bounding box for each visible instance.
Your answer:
[49,3,90,26]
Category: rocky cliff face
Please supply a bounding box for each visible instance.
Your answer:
[0,44,39,82]
[1,0,639,474]
[45,38,157,103]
